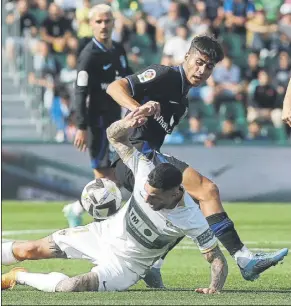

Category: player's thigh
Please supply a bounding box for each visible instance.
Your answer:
[51,223,103,262]
[113,158,134,192]
[91,258,140,292]
[87,125,111,169]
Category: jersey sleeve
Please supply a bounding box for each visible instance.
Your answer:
[125,147,155,178]
[181,196,218,254]
[125,64,172,98]
[75,50,93,129]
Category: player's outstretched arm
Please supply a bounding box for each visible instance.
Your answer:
[106,110,147,163]
[195,245,228,294]
[282,78,291,127]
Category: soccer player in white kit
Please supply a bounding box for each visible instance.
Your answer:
[2,109,228,294]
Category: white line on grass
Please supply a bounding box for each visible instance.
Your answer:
[2,229,291,252]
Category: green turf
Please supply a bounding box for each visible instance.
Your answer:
[2,201,291,305]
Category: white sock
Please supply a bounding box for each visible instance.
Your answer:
[234,245,253,268]
[17,271,69,292]
[2,241,19,265]
[152,258,164,269]
[71,200,85,216]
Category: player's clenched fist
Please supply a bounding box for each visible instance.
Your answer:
[195,288,220,294]
[134,101,161,118]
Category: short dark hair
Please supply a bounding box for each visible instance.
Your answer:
[189,34,224,64]
[148,163,182,191]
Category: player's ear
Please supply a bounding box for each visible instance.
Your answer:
[184,52,190,61]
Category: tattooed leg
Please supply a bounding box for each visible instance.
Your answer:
[12,236,67,262]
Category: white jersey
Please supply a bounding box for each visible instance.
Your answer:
[100,148,218,276]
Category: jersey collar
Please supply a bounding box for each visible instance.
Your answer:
[92,37,115,52]
[178,65,191,96]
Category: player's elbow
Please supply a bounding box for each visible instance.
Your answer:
[106,79,120,96]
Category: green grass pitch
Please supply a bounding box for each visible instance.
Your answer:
[2,201,291,305]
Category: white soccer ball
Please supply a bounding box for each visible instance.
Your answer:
[81,178,122,220]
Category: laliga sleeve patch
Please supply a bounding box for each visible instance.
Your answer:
[77,70,89,86]
[137,69,156,83]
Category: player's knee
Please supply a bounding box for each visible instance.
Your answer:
[13,241,42,260]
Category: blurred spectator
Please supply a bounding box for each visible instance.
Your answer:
[59,53,77,107]
[30,0,48,27]
[242,51,260,84]
[50,91,73,142]
[216,119,244,142]
[156,1,186,46]
[186,116,213,145]
[162,24,191,65]
[29,41,61,108]
[75,0,93,54]
[224,0,255,34]
[254,0,284,23]
[41,3,73,54]
[130,18,154,65]
[187,14,210,37]
[200,55,241,107]
[66,36,79,54]
[245,120,270,140]
[278,4,291,41]
[247,70,282,127]
[5,0,38,64]
[127,47,145,72]
[139,0,169,20]
[272,51,291,103]
[245,9,278,51]
[191,0,224,36]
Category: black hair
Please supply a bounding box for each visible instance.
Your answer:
[188,34,224,64]
[148,163,182,191]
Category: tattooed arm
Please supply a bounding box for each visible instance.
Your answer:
[195,245,228,294]
[106,110,149,165]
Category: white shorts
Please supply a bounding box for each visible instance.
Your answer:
[51,223,140,292]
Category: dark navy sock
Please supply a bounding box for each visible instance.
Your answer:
[206,212,244,256]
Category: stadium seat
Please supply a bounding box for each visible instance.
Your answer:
[219,101,246,121]
[262,124,288,144]
[196,100,216,118]
[202,117,220,133]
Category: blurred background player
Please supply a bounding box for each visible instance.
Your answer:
[63,4,131,226]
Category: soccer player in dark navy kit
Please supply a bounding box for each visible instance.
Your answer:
[73,4,131,178]
[63,4,131,225]
[106,35,288,288]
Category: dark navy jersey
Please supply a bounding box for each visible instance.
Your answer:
[75,38,131,129]
[126,64,191,152]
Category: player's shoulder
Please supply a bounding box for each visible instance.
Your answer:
[112,41,126,53]
[79,40,104,58]
[134,64,180,82]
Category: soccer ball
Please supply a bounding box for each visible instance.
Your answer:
[81,178,122,220]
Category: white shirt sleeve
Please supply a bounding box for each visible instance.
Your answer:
[125,148,155,179]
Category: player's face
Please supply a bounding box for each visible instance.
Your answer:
[91,12,114,42]
[183,49,215,86]
[143,183,182,211]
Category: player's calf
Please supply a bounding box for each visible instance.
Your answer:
[55,272,99,292]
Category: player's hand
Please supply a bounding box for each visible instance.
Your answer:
[282,108,291,127]
[195,288,220,294]
[124,110,148,128]
[134,101,161,118]
[74,129,88,152]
